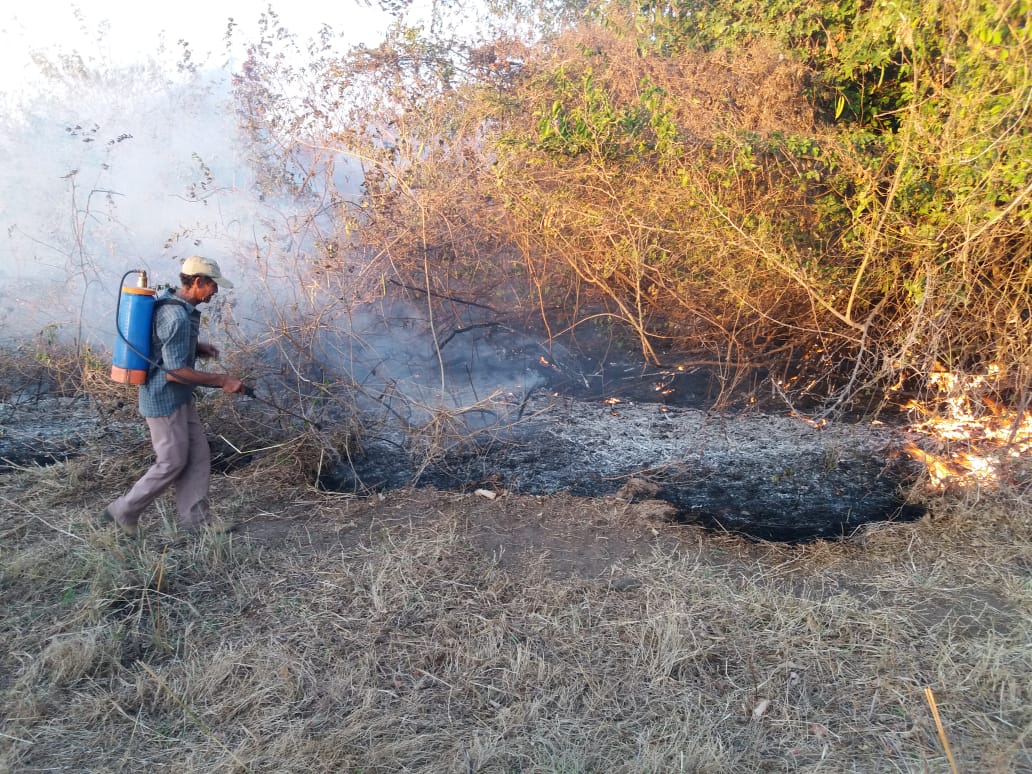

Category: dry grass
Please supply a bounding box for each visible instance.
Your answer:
[1,412,1030,772]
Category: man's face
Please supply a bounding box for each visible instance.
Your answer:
[184,276,218,305]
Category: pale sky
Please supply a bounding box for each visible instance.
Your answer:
[0,1,398,94]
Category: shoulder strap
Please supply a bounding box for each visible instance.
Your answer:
[153,294,192,321]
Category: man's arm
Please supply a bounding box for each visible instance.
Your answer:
[166,366,246,394]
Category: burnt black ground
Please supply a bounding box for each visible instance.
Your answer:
[0,392,923,542]
[323,391,925,542]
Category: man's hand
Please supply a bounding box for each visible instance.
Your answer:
[222,376,247,395]
[196,342,220,359]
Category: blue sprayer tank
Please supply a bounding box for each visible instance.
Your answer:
[111,271,156,385]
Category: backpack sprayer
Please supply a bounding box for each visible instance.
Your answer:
[110,269,321,428]
[111,270,157,385]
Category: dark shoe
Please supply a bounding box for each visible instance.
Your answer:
[100,507,139,537]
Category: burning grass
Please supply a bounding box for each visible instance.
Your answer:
[902,368,1032,493]
[1,414,1030,772]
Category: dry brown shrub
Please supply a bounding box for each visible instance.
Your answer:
[484,21,843,378]
[561,27,817,139]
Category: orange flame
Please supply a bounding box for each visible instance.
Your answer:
[792,414,827,430]
[902,367,1030,490]
[902,442,973,488]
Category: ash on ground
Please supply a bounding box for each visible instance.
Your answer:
[324,393,925,542]
[0,396,145,471]
[0,359,925,543]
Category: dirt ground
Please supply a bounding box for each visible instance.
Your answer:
[238,487,675,576]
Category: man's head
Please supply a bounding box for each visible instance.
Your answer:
[180,256,234,288]
[178,256,234,305]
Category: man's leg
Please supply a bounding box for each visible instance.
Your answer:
[174,402,212,529]
[107,405,191,529]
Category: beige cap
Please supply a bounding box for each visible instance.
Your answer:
[181,255,234,288]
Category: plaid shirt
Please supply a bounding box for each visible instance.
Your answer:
[138,290,201,417]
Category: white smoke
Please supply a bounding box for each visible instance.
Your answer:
[0,39,224,327]
[0,4,395,343]
[0,11,367,347]
[0,5,547,431]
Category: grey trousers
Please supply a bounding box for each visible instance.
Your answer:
[108,402,211,529]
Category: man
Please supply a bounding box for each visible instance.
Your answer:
[102,256,248,535]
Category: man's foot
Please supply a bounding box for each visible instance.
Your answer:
[100,508,139,537]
